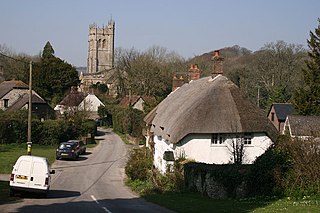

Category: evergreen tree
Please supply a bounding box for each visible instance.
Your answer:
[42,41,55,58]
[294,19,320,115]
[33,43,79,105]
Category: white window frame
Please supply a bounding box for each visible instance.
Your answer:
[211,133,225,145]
[243,133,252,145]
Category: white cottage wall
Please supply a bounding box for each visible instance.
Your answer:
[153,133,273,174]
[153,136,174,174]
[133,98,144,111]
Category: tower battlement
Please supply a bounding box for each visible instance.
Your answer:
[87,18,115,73]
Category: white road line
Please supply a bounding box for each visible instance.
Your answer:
[91,195,112,213]
[90,195,99,204]
[102,207,112,213]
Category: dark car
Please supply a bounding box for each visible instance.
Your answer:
[67,140,86,155]
[56,142,79,160]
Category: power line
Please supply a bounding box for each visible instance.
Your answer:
[0,51,30,64]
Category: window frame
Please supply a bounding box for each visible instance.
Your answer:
[243,133,252,145]
[4,99,9,108]
[211,133,225,145]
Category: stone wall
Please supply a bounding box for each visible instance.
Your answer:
[184,162,250,199]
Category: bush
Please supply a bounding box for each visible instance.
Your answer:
[246,145,292,196]
[125,147,153,181]
[80,119,97,138]
[113,107,144,139]
[41,119,65,145]
[281,138,320,196]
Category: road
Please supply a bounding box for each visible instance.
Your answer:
[2,128,173,213]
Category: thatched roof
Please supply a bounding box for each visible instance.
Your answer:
[145,75,278,143]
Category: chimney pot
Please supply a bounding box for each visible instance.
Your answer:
[213,50,220,57]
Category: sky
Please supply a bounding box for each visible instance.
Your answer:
[1,0,319,67]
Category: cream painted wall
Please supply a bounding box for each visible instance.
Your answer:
[153,133,273,174]
[133,98,144,111]
[78,94,105,111]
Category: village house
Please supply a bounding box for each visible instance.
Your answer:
[267,103,295,132]
[0,80,54,120]
[283,115,320,140]
[144,51,278,174]
[119,95,156,112]
[54,87,104,119]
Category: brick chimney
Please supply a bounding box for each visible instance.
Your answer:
[188,64,201,82]
[172,74,184,91]
[211,50,224,75]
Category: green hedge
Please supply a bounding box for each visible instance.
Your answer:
[0,111,97,145]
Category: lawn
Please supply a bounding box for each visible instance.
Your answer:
[144,192,320,213]
[0,143,57,174]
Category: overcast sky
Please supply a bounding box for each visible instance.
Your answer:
[1,0,319,67]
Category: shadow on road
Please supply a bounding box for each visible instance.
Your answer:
[47,189,81,199]
[81,152,92,156]
[56,156,88,162]
[14,197,174,213]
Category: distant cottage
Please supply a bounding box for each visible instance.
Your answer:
[54,87,104,119]
[0,80,54,120]
[267,103,295,132]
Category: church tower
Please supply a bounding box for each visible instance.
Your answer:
[87,18,115,73]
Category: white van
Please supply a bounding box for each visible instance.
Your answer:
[9,155,55,196]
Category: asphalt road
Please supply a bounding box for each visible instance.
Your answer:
[2,128,173,213]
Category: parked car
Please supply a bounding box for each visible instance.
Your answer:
[67,140,86,155]
[10,155,55,197]
[56,142,79,160]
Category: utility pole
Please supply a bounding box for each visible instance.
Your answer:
[27,61,32,155]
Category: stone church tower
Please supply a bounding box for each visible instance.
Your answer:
[87,18,115,73]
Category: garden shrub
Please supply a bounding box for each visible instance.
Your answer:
[125,147,153,181]
[246,144,292,197]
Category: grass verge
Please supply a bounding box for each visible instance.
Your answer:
[0,143,57,174]
[143,192,320,213]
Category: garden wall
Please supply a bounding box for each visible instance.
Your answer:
[184,162,251,199]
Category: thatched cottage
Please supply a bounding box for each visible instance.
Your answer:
[144,51,278,173]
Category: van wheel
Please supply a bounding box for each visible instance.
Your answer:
[9,188,14,197]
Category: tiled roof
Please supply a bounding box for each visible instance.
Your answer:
[0,80,29,98]
[273,103,295,121]
[287,115,320,137]
[6,94,46,111]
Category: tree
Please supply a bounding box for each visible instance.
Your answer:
[293,19,320,115]
[42,41,55,58]
[235,41,306,111]
[114,46,184,99]
[33,43,79,104]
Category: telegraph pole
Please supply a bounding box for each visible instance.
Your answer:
[27,61,32,155]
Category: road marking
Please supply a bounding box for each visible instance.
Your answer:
[91,195,112,213]
[102,207,112,213]
[91,195,99,204]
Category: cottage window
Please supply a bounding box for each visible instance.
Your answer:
[271,112,275,122]
[4,99,9,108]
[211,133,224,145]
[243,133,252,145]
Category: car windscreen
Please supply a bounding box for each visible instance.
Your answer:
[58,144,73,150]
